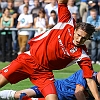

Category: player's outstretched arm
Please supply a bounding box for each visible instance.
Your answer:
[75,84,86,100]
[86,78,100,100]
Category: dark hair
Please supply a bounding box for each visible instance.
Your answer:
[24,5,29,9]
[75,22,95,36]
[90,8,97,12]
[50,10,56,15]
[39,7,45,14]
[3,8,9,13]
[7,0,14,3]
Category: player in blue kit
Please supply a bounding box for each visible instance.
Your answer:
[0,70,100,100]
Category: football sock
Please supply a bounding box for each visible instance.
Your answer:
[0,90,16,100]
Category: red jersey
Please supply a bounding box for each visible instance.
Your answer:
[28,4,93,78]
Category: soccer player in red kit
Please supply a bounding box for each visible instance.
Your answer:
[0,0,100,100]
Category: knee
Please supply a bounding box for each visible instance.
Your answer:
[14,92,22,99]
[0,74,8,88]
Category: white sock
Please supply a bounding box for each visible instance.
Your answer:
[0,90,16,100]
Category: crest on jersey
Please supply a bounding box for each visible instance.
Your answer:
[70,47,77,53]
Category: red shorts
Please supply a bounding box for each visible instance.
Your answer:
[0,53,56,97]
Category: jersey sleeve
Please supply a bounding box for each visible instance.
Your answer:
[78,57,94,78]
[58,4,71,22]
[76,46,94,78]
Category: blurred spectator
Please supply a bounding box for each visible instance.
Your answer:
[18,0,34,14]
[7,0,18,26]
[44,0,58,18]
[29,0,34,6]
[88,0,99,15]
[67,0,79,21]
[48,10,58,29]
[87,9,100,65]
[79,0,88,22]
[6,0,19,55]
[17,5,33,54]
[72,13,78,23]
[98,0,100,14]
[14,0,23,9]
[0,5,3,18]
[67,0,78,14]
[0,6,2,55]
[0,8,14,62]
[44,0,51,4]
[31,0,42,18]
[0,0,8,10]
[26,0,42,51]
[33,7,48,37]
[39,0,46,7]
[26,30,35,51]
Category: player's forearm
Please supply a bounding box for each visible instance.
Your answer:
[86,78,100,100]
[58,0,68,4]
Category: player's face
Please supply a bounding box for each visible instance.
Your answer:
[73,29,89,46]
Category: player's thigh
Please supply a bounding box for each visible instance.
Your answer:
[45,94,58,100]
[0,60,29,84]
[41,82,57,98]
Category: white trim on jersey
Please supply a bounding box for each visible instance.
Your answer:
[24,51,31,55]
[77,49,89,62]
[66,49,89,67]
[32,17,74,41]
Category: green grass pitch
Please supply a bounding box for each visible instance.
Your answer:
[0,62,99,91]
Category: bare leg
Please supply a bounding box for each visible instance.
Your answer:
[14,89,37,99]
[0,74,12,100]
[0,74,9,88]
[45,94,58,100]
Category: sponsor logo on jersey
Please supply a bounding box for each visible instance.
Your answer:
[58,35,70,56]
[68,29,72,36]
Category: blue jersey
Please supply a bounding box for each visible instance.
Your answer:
[55,70,87,100]
[31,70,97,100]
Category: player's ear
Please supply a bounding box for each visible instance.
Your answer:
[74,29,77,34]
[74,29,76,31]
